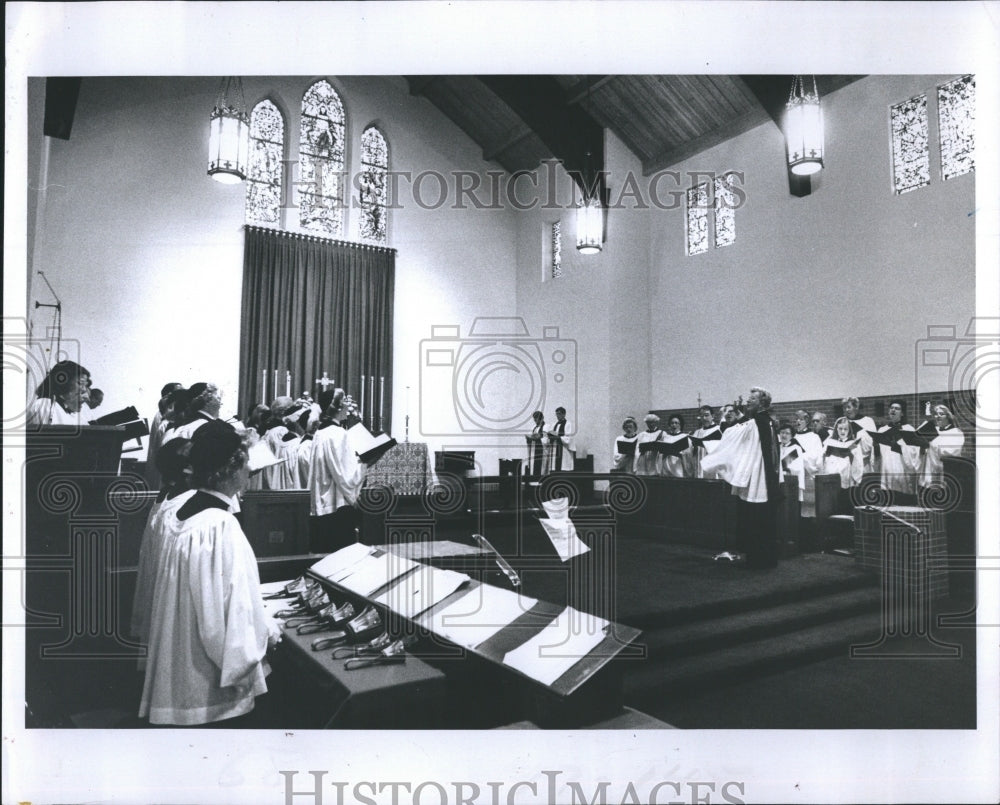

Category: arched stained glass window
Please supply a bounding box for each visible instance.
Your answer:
[299,80,346,236]
[359,126,389,244]
[245,100,285,225]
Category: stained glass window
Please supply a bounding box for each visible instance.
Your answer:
[299,80,346,236]
[551,221,562,279]
[245,100,284,226]
[686,182,709,256]
[938,75,975,181]
[714,173,737,249]
[890,94,930,195]
[359,126,389,244]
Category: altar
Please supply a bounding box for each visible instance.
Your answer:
[366,441,429,495]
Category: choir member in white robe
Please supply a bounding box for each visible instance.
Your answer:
[262,397,306,490]
[545,407,576,472]
[810,411,831,443]
[659,414,694,478]
[526,410,547,478]
[242,404,270,491]
[841,396,876,472]
[25,360,92,427]
[702,387,782,569]
[871,400,922,505]
[918,404,966,493]
[165,382,224,441]
[778,422,805,503]
[145,382,183,491]
[792,410,824,518]
[130,438,195,655]
[823,417,864,513]
[307,389,369,553]
[138,420,279,725]
[691,406,723,479]
[634,414,664,476]
[718,404,741,433]
[611,416,639,473]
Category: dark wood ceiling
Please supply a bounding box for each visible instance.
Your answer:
[406,75,864,182]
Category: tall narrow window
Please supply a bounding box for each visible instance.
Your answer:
[713,173,738,249]
[299,80,346,236]
[245,100,284,226]
[890,94,930,194]
[686,183,709,256]
[938,75,975,181]
[359,126,389,245]
[551,221,562,279]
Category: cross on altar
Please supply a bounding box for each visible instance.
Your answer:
[315,372,335,391]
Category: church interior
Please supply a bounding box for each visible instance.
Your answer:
[15,70,983,736]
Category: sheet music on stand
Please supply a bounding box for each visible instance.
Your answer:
[309,543,373,580]
[502,607,609,686]
[419,582,539,649]
[374,565,471,619]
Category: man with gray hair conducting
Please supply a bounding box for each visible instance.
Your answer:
[702,386,783,569]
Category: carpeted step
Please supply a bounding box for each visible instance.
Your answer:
[638,586,882,659]
[623,611,885,703]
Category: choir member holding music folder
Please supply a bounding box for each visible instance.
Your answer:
[611,416,639,473]
[690,405,723,478]
[918,404,965,494]
[868,400,922,506]
[657,414,695,478]
[841,396,876,472]
[307,388,396,554]
[823,417,864,513]
[634,414,665,475]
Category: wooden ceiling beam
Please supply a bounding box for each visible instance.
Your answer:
[563,75,615,106]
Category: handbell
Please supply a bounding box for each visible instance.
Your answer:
[296,601,356,635]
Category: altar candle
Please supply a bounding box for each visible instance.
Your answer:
[360,374,366,423]
[286,370,291,397]
[262,369,267,403]
[369,375,375,430]
[273,370,277,402]
[379,376,385,431]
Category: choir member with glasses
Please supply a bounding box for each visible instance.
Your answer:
[810,411,830,442]
[634,413,665,476]
[26,360,93,426]
[611,416,639,473]
[871,400,921,506]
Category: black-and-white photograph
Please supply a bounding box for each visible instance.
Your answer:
[4,2,998,803]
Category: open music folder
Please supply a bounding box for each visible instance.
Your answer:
[346,421,397,464]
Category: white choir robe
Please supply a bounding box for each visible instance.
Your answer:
[244,429,265,491]
[611,435,638,472]
[26,397,82,427]
[823,438,864,490]
[701,419,779,503]
[876,424,922,496]
[633,429,665,475]
[780,443,806,501]
[791,430,824,517]
[138,498,279,725]
[307,424,367,516]
[919,425,965,489]
[164,412,216,442]
[848,415,877,472]
[658,433,695,478]
[692,425,722,478]
[545,420,576,472]
[129,488,198,650]
[263,427,304,490]
[296,437,315,489]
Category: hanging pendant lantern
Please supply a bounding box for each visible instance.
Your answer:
[575,195,604,254]
[207,77,250,183]
[784,75,824,176]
